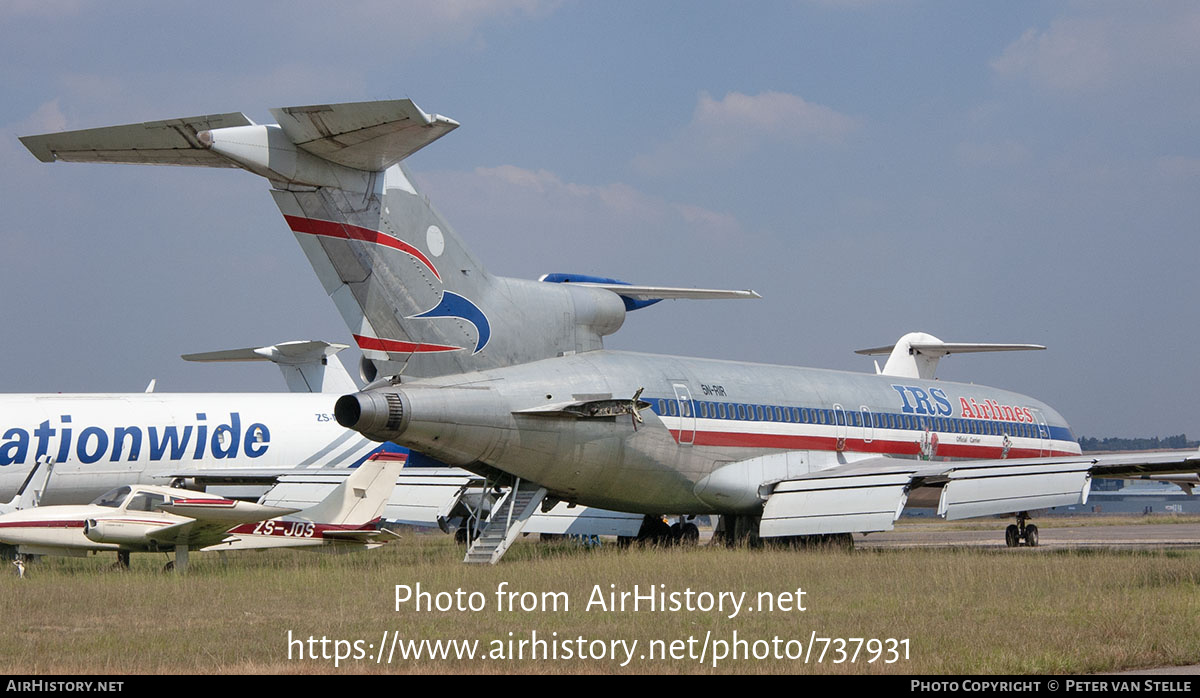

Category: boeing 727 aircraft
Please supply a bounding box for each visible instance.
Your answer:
[22,99,1200,562]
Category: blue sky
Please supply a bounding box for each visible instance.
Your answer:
[1,1,1198,438]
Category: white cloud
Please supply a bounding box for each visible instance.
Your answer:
[991,5,1200,94]
[634,91,859,175]
[415,165,749,279]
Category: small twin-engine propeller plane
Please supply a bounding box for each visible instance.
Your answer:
[22,99,1200,563]
[0,457,404,573]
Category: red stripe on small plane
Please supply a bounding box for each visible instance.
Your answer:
[353,335,463,354]
[367,453,409,463]
[0,520,85,529]
[284,215,442,281]
[227,520,381,536]
[171,498,236,507]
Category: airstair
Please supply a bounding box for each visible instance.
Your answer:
[464,478,547,564]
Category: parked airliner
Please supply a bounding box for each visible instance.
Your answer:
[0,341,388,505]
[23,100,1200,562]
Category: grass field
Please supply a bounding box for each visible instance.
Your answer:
[2,521,1199,675]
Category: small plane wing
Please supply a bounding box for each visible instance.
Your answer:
[158,497,298,524]
[757,449,1200,538]
[20,112,253,166]
[142,497,300,549]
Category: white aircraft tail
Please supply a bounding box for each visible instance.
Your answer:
[22,100,758,384]
[0,456,55,513]
[292,458,404,526]
[856,332,1045,380]
[182,340,356,393]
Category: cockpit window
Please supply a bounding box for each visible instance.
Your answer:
[92,486,131,508]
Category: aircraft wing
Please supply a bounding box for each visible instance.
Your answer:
[757,450,1200,538]
[144,497,301,549]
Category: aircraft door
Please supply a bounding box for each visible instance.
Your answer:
[672,383,696,446]
[1031,408,1051,457]
[832,404,847,451]
[860,406,874,444]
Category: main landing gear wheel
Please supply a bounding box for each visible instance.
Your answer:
[111,551,131,570]
[1005,512,1039,548]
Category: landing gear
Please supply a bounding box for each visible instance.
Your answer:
[633,516,701,546]
[679,521,700,545]
[636,516,673,545]
[1005,512,1039,548]
[110,550,131,571]
[455,520,480,545]
[713,514,762,548]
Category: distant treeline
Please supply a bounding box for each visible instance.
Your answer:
[1078,434,1198,452]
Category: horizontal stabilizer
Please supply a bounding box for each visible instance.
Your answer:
[271,100,459,171]
[540,273,759,311]
[580,283,761,301]
[20,112,253,166]
[856,332,1045,379]
[182,340,356,394]
[856,342,1046,356]
[182,339,348,364]
[760,473,911,537]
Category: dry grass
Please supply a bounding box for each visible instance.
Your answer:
[2,532,1198,675]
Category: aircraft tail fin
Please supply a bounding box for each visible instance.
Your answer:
[295,457,405,525]
[182,340,356,393]
[0,456,55,514]
[22,100,641,379]
[856,332,1045,380]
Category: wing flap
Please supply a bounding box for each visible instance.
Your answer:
[761,473,912,537]
[938,463,1092,519]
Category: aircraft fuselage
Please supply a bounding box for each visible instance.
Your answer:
[340,350,1080,515]
[0,393,377,504]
